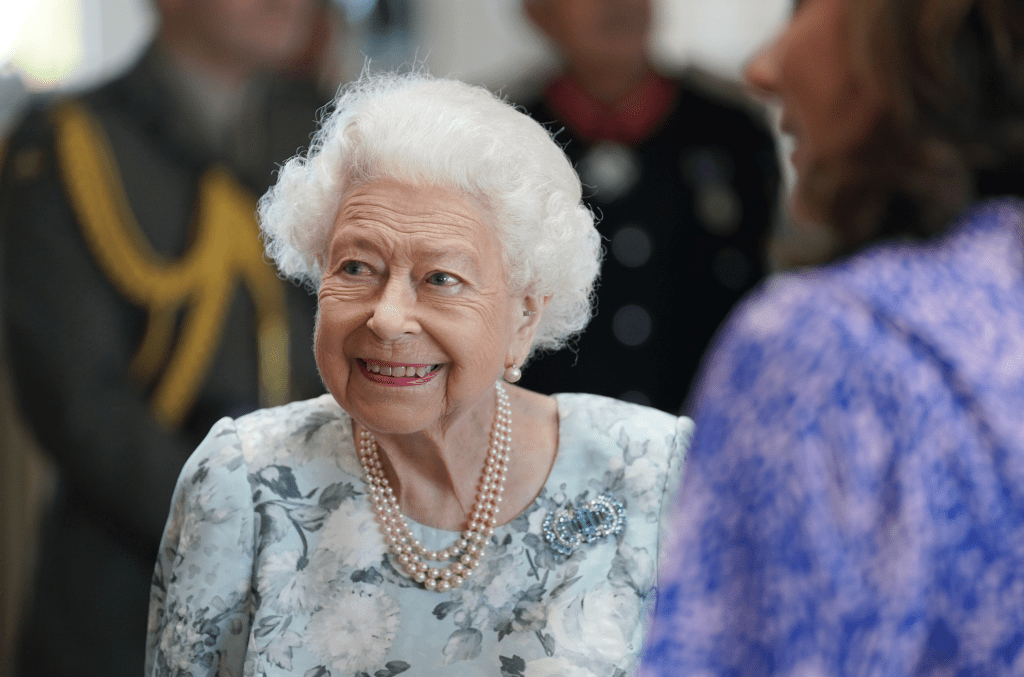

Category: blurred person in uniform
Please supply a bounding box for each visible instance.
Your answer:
[0,0,335,674]
[0,66,48,677]
[517,0,780,413]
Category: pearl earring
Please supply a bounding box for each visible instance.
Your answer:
[504,363,522,383]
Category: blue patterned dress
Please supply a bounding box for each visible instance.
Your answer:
[146,392,692,677]
[642,199,1024,676]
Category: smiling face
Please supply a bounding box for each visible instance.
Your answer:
[315,180,538,437]
[744,0,883,222]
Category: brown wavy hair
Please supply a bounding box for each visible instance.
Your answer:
[803,0,1024,260]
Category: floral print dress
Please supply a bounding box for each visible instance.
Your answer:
[146,392,691,677]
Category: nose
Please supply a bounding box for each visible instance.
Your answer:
[366,276,419,341]
[743,31,784,104]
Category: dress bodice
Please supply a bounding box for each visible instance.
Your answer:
[148,392,692,677]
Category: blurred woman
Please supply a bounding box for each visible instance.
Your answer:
[643,0,1024,674]
[146,72,691,676]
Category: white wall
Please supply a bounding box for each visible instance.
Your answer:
[413,0,790,91]
[652,0,789,76]
[5,0,154,92]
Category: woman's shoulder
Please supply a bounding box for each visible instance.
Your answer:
[546,393,690,534]
[741,200,1023,340]
[552,393,693,463]
[555,390,687,423]
[719,200,1022,375]
[228,394,359,475]
[713,263,892,378]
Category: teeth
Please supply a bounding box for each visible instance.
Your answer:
[365,362,439,377]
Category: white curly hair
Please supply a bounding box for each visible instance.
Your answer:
[258,70,602,356]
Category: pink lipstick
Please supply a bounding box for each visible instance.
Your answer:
[358,359,440,387]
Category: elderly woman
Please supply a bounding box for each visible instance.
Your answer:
[145,72,691,676]
[643,0,1024,674]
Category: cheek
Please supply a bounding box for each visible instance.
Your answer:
[784,13,880,159]
[789,69,876,159]
[312,317,336,385]
[443,303,514,378]
[313,300,355,383]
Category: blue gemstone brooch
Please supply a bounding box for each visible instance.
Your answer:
[542,493,627,556]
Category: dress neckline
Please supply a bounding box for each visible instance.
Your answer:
[396,394,567,539]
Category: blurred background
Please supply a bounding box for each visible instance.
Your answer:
[0,0,793,674]
[0,0,790,131]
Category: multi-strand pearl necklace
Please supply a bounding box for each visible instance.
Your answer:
[357,381,511,592]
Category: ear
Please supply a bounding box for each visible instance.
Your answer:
[506,293,552,368]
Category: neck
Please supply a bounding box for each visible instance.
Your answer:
[361,387,501,531]
[566,58,651,105]
[153,37,257,153]
[156,30,254,94]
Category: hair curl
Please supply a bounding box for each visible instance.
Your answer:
[258,70,602,358]
[805,0,1024,260]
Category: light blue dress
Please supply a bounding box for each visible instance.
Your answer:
[146,392,691,677]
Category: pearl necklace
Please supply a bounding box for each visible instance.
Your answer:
[357,381,511,592]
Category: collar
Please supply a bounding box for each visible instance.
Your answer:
[543,70,677,146]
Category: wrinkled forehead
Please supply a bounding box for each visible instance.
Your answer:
[328,179,505,265]
[333,174,501,239]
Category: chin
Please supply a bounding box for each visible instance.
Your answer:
[358,408,441,438]
[340,381,442,435]
[787,190,815,226]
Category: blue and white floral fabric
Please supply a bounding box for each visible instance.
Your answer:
[146,392,691,677]
[642,200,1024,676]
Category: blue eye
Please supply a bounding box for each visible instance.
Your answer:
[427,272,456,286]
[343,261,368,275]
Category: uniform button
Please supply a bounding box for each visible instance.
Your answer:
[695,182,742,236]
[612,304,652,346]
[578,141,641,203]
[611,224,652,268]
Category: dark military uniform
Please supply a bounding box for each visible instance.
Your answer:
[1,47,325,677]
[518,70,780,413]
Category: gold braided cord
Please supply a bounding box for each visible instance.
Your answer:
[52,102,291,428]
[196,169,292,411]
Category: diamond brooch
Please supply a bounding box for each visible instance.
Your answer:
[542,493,627,556]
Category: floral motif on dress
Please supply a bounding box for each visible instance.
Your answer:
[147,393,691,677]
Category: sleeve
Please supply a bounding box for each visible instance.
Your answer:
[641,280,915,676]
[0,116,196,548]
[146,417,255,677]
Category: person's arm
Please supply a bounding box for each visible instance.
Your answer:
[146,416,255,676]
[1,118,195,549]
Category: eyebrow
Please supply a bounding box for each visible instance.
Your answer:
[329,233,483,274]
[416,246,482,275]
